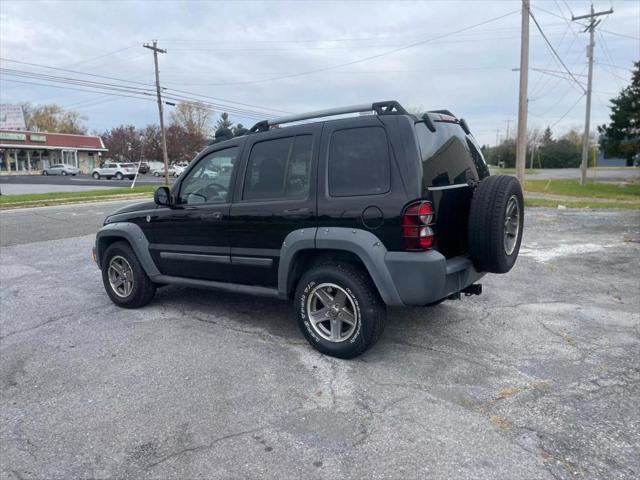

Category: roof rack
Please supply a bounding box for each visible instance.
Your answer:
[248,100,408,133]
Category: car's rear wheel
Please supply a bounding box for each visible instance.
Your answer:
[294,262,385,359]
[61,171,67,176]
[468,175,524,273]
[42,170,48,176]
[154,172,160,177]
[92,172,100,179]
[101,241,156,308]
[115,172,124,180]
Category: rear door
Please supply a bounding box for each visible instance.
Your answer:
[229,124,319,287]
[415,118,490,258]
[317,116,407,252]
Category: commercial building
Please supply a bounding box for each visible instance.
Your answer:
[0,130,108,174]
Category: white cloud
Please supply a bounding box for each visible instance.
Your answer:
[1,0,638,145]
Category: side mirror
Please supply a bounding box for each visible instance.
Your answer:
[154,186,172,206]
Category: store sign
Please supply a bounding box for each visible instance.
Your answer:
[30,134,47,142]
[0,104,26,130]
[0,132,27,141]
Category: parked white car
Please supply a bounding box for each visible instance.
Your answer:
[174,162,189,176]
[91,162,138,180]
[42,163,80,176]
[153,165,177,177]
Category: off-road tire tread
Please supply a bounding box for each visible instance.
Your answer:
[468,175,523,273]
[295,261,386,359]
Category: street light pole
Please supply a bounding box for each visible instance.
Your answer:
[143,40,170,186]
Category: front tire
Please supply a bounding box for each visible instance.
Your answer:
[101,241,156,309]
[61,171,67,176]
[42,171,48,176]
[294,262,386,359]
[92,172,100,179]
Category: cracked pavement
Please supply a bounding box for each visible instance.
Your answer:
[0,205,639,479]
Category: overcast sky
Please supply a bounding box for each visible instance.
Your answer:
[1,0,638,146]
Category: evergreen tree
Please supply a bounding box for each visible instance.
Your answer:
[215,112,233,130]
[598,61,639,165]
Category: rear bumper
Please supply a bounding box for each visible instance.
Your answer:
[384,250,485,306]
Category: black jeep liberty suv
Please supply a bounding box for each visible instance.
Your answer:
[94,101,524,358]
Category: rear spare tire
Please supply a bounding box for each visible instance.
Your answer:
[468,175,523,273]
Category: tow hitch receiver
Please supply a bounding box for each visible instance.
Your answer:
[462,284,482,296]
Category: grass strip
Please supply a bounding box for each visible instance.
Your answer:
[0,186,156,208]
[525,179,640,200]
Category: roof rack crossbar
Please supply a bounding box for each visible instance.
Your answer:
[249,100,407,133]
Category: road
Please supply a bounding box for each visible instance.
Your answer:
[0,200,135,247]
[1,205,639,479]
[491,167,640,181]
[0,174,176,194]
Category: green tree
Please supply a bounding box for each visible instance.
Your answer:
[169,101,212,138]
[598,61,639,165]
[21,102,87,134]
[215,112,233,130]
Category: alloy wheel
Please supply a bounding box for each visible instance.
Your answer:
[306,283,358,342]
[108,255,134,298]
[504,195,520,255]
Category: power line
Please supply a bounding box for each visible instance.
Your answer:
[62,43,140,68]
[0,57,287,116]
[529,9,586,93]
[191,9,520,87]
[0,71,272,120]
[550,93,586,127]
[600,29,638,40]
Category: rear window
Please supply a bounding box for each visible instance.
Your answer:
[243,135,312,201]
[328,126,390,197]
[415,122,483,187]
[121,163,136,168]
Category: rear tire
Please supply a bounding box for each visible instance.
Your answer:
[61,171,67,176]
[101,241,156,309]
[42,171,48,176]
[294,262,386,359]
[115,172,124,180]
[468,175,524,273]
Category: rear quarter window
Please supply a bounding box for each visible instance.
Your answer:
[415,122,482,187]
[328,126,390,197]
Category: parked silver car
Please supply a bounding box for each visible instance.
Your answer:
[42,163,80,176]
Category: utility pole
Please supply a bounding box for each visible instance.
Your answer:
[572,4,612,186]
[143,40,170,186]
[515,0,530,186]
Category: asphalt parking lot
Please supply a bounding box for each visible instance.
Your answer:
[1,205,639,479]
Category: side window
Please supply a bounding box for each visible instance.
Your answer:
[285,135,312,197]
[328,127,390,197]
[243,135,312,201]
[178,147,238,205]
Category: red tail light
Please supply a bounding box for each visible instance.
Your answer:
[402,201,435,250]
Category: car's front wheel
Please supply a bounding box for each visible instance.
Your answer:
[42,170,48,176]
[101,241,156,309]
[295,262,386,359]
[92,172,100,179]
[61,171,67,176]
